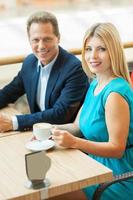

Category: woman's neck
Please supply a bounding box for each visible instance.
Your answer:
[94,72,116,95]
[96,69,115,85]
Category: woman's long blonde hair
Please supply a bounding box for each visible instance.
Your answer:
[82,23,132,85]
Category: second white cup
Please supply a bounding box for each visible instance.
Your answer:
[33,123,52,141]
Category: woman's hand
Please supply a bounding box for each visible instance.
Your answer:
[52,128,77,148]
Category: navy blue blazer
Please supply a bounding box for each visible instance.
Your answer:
[0,47,88,130]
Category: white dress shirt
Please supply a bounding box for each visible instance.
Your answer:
[36,57,57,110]
[12,55,57,130]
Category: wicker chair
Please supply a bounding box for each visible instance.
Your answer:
[92,171,133,200]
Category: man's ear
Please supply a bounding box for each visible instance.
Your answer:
[58,35,60,43]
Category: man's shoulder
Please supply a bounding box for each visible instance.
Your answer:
[59,46,81,64]
[23,53,37,64]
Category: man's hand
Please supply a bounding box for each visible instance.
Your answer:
[0,114,13,132]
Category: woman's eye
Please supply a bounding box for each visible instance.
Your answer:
[99,47,106,52]
[85,47,92,52]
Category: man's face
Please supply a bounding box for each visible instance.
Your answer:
[28,22,60,65]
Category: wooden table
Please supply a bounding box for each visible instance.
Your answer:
[0,131,112,200]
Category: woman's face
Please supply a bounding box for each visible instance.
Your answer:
[84,36,111,75]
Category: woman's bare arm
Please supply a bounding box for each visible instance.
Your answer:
[53,93,130,158]
[71,93,130,158]
[54,106,82,137]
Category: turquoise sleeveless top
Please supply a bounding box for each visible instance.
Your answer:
[80,77,133,174]
[80,77,133,200]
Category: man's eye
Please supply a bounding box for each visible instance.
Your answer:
[32,39,39,43]
[44,38,53,42]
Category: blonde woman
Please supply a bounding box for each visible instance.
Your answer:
[52,23,133,200]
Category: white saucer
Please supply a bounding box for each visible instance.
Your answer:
[26,140,55,151]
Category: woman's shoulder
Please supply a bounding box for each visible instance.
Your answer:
[103,77,133,105]
[107,77,132,93]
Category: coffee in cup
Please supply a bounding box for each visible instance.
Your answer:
[33,123,52,141]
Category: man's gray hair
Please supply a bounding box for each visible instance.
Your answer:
[27,11,60,37]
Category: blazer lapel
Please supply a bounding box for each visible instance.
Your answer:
[30,64,40,112]
[45,60,61,109]
[45,50,63,108]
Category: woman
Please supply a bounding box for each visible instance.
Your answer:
[52,22,133,200]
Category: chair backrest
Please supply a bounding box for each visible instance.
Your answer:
[131,72,133,84]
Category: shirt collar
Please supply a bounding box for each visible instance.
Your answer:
[37,53,58,72]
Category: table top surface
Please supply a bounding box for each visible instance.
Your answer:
[0,107,112,199]
[0,131,112,200]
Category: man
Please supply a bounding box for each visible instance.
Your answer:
[0,11,88,132]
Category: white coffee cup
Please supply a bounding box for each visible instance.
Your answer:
[33,123,52,141]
